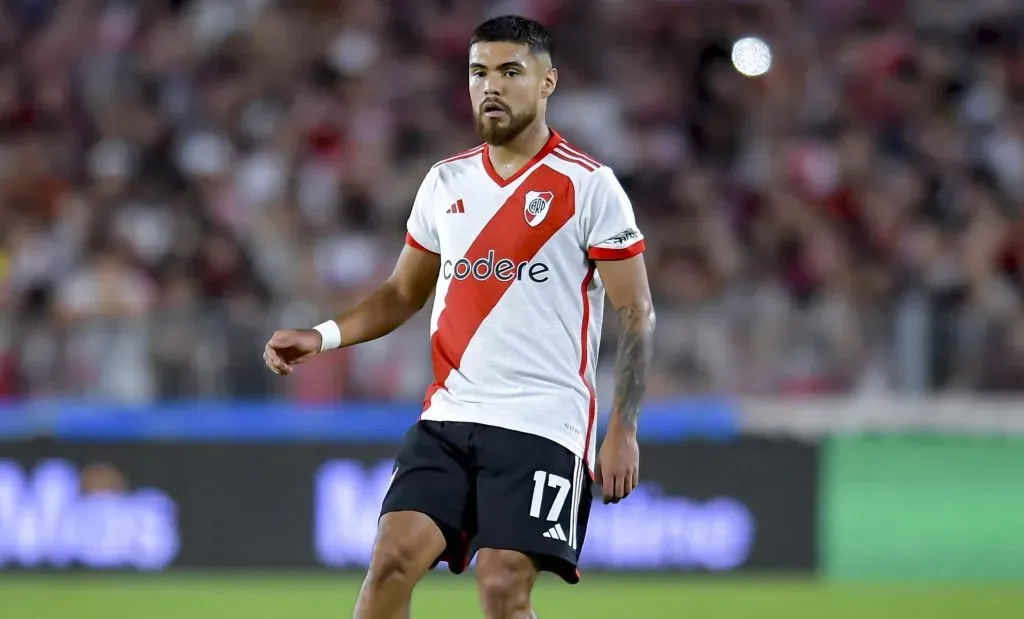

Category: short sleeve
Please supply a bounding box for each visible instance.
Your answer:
[582,167,645,260]
[405,168,441,254]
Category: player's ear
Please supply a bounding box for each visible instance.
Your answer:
[541,67,557,99]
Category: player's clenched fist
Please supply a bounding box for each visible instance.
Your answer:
[595,425,640,504]
[263,329,322,375]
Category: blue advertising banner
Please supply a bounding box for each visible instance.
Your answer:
[0,398,740,442]
[0,399,814,573]
[0,437,817,573]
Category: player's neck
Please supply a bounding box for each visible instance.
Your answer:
[486,121,552,179]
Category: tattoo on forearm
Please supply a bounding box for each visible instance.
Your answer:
[612,304,654,427]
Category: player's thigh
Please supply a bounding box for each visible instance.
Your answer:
[475,548,538,609]
[380,420,477,572]
[472,426,593,583]
[369,510,446,579]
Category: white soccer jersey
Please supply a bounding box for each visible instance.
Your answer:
[405,130,645,469]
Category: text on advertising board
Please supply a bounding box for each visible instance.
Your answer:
[0,459,180,570]
[315,459,755,571]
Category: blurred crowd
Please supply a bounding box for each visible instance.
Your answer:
[3,0,1024,404]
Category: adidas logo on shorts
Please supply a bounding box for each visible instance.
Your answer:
[542,523,567,542]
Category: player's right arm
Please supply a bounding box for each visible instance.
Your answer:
[263,169,442,375]
[333,245,440,345]
[263,247,439,375]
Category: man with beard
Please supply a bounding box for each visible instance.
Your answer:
[263,15,654,619]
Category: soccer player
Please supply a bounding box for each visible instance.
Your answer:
[263,15,654,619]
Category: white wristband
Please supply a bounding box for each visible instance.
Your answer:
[312,320,342,352]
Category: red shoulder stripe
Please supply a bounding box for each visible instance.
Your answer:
[558,142,602,168]
[551,148,597,172]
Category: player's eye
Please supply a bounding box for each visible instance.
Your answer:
[504,70,519,77]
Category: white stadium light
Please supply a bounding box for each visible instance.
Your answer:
[731,36,772,77]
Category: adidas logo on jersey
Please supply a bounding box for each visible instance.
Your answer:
[446,199,465,214]
[543,523,567,542]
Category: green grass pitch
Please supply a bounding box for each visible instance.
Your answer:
[1,573,1021,618]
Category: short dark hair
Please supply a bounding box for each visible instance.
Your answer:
[470,15,553,58]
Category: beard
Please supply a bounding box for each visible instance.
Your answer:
[475,104,537,146]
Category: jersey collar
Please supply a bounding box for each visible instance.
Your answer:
[481,129,562,188]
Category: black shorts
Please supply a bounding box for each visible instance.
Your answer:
[380,420,593,583]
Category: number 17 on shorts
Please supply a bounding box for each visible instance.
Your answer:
[531,470,578,546]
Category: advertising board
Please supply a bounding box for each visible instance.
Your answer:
[0,439,817,572]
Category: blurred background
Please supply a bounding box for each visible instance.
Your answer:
[1,0,1024,617]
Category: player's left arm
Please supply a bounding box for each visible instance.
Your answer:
[594,255,655,504]
[582,167,655,504]
[599,255,655,434]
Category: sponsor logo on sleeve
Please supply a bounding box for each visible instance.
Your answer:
[604,229,639,246]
